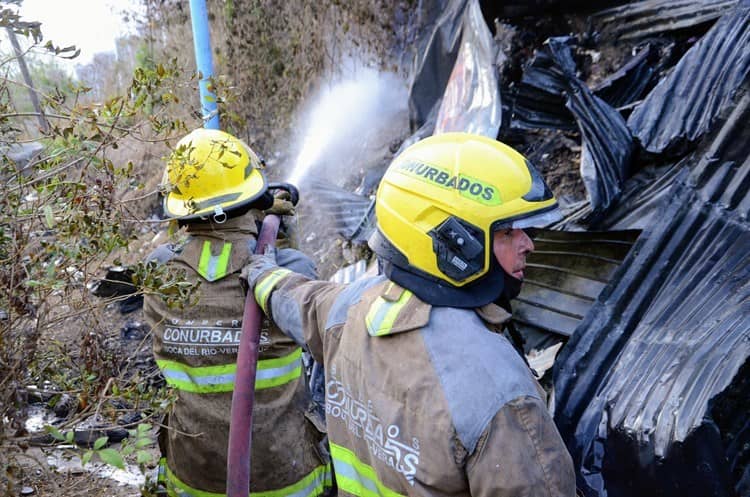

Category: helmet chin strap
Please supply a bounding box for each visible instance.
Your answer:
[495,268,522,313]
[503,267,523,300]
[381,256,506,309]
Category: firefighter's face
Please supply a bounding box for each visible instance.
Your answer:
[492,228,534,281]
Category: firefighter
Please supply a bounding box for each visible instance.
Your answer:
[143,128,332,497]
[242,132,576,496]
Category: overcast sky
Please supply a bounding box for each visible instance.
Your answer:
[16,0,142,67]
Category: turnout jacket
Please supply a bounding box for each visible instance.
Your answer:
[249,265,576,497]
[143,211,331,497]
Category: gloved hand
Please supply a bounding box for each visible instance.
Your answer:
[266,191,298,249]
[264,191,295,217]
[240,245,279,292]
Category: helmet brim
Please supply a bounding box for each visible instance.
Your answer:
[163,170,268,220]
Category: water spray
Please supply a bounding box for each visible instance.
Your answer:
[286,64,408,188]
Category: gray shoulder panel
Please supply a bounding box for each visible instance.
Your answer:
[146,244,179,265]
[277,248,318,279]
[421,307,542,454]
[324,275,386,330]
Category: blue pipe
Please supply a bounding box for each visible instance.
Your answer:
[189,0,220,129]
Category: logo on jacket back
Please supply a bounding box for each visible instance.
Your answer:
[162,319,272,356]
[162,318,246,356]
[326,366,420,485]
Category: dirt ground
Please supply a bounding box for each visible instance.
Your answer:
[5,445,155,497]
[3,276,161,497]
[3,201,165,497]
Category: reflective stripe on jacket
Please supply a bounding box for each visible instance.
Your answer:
[155,346,303,393]
[159,458,332,497]
[252,267,576,497]
[144,212,330,496]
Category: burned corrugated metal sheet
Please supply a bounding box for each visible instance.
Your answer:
[506,41,659,132]
[559,157,687,230]
[307,179,375,242]
[479,1,627,20]
[505,37,635,220]
[514,229,640,341]
[328,260,372,284]
[627,1,750,155]
[554,94,750,497]
[549,38,634,221]
[507,39,665,130]
[591,0,738,41]
[514,229,640,380]
[590,44,659,110]
[505,47,578,131]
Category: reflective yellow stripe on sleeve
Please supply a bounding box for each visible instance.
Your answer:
[330,443,406,497]
[254,268,292,314]
[156,347,302,393]
[163,461,332,497]
[365,284,413,337]
[197,241,233,281]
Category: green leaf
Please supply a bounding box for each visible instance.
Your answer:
[137,423,152,433]
[135,437,151,448]
[82,450,93,466]
[46,425,65,441]
[97,448,125,469]
[43,205,55,228]
[136,450,152,465]
[65,431,74,443]
[93,436,108,450]
[121,444,135,456]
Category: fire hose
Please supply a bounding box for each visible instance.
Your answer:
[226,183,298,497]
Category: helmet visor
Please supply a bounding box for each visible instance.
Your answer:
[509,207,563,229]
[491,205,564,232]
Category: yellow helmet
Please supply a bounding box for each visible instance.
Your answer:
[162,128,268,220]
[369,132,562,305]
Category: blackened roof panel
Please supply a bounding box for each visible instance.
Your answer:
[554,93,750,497]
[591,0,739,41]
[627,1,750,155]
